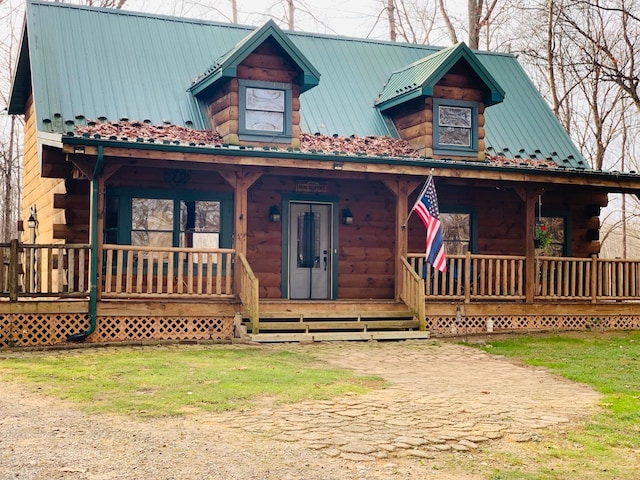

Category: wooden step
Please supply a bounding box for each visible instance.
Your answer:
[256,309,414,320]
[256,319,420,332]
[249,330,431,343]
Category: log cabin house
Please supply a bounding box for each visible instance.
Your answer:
[4,0,640,346]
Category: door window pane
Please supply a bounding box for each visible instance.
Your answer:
[297,211,320,268]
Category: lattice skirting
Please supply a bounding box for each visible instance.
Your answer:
[93,316,234,343]
[1,314,234,348]
[426,314,640,336]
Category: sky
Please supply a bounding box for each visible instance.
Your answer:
[123,0,466,44]
[125,0,397,38]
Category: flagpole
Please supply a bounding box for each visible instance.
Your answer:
[402,173,433,228]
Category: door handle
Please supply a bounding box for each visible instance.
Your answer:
[323,250,328,271]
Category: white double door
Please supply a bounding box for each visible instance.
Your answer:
[288,202,332,299]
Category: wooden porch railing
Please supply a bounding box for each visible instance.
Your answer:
[0,241,90,299]
[408,252,526,302]
[399,258,426,330]
[236,252,259,334]
[409,252,640,303]
[4,241,640,305]
[101,244,234,298]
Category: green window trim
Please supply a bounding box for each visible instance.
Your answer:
[105,187,233,249]
[432,98,478,157]
[439,206,477,254]
[238,79,292,143]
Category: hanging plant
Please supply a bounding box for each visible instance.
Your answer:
[534,223,552,252]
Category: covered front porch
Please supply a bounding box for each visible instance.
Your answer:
[1,241,639,347]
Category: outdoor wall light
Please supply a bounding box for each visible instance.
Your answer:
[27,214,37,231]
[342,208,353,225]
[27,208,38,243]
[268,205,281,222]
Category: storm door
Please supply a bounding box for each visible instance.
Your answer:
[288,202,332,299]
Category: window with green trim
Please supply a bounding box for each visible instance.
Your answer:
[539,216,567,256]
[239,79,292,142]
[440,212,472,254]
[105,189,232,251]
[433,99,478,156]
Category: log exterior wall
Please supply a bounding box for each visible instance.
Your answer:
[247,175,396,300]
[21,96,67,244]
[204,40,302,148]
[388,62,487,160]
[106,165,233,193]
[407,181,605,257]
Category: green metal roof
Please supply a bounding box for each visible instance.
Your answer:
[375,42,505,111]
[188,19,320,97]
[8,0,587,169]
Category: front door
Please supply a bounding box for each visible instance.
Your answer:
[288,202,332,299]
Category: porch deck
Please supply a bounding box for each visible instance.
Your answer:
[1,242,640,347]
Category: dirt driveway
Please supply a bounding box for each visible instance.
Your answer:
[0,340,600,480]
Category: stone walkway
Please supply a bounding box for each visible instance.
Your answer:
[229,340,600,461]
[0,340,603,480]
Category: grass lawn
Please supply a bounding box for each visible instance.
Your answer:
[2,333,640,479]
[474,330,640,480]
[0,344,384,416]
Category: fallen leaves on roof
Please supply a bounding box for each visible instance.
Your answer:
[75,121,224,145]
[299,132,419,157]
[485,153,559,169]
[73,120,560,168]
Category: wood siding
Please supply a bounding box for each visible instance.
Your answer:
[407,181,605,257]
[21,96,67,244]
[106,165,233,193]
[388,61,487,160]
[205,39,301,148]
[247,175,396,300]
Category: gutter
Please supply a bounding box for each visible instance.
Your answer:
[67,145,102,342]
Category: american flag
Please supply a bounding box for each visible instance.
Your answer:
[413,176,447,272]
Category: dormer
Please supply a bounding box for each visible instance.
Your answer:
[375,43,505,160]
[189,20,320,148]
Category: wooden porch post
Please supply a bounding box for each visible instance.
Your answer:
[515,187,541,303]
[383,179,421,300]
[220,169,262,294]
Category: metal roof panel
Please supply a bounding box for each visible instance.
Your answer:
[9,0,586,168]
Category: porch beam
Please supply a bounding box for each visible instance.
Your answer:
[515,186,543,303]
[220,169,262,294]
[383,179,421,300]
[61,143,640,192]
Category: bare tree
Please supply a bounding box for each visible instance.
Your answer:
[387,0,397,41]
[0,0,24,241]
[52,0,128,7]
[558,0,640,112]
[438,0,458,44]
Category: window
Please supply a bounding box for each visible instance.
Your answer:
[105,189,232,250]
[239,79,292,142]
[540,216,567,256]
[440,212,472,254]
[433,99,477,156]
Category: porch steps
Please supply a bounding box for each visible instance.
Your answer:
[244,300,429,343]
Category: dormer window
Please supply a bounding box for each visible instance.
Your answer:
[239,79,292,142]
[433,99,477,156]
